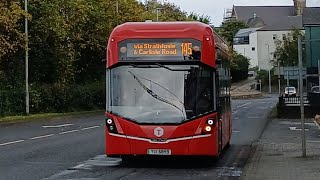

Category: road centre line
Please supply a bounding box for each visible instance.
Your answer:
[237,102,252,108]
[0,140,25,146]
[30,134,54,140]
[59,130,79,135]
[42,124,74,128]
[81,126,100,130]
[0,125,99,147]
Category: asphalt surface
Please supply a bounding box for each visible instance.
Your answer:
[0,96,277,180]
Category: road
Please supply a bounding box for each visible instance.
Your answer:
[0,96,277,180]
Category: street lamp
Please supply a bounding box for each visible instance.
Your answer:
[156,8,163,22]
[265,44,272,94]
[24,0,29,115]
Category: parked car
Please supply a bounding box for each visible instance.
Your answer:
[308,86,320,105]
[248,71,256,77]
[284,87,297,97]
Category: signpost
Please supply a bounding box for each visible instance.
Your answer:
[25,0,29,115]
[298,36,306,158]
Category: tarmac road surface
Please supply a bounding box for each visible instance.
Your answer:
[0,96,277,180]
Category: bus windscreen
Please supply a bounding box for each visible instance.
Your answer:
[118,39,201,61]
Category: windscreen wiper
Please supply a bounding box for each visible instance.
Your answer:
[130,73,183,105]
[155,63,191,71]
[128,71,185,114]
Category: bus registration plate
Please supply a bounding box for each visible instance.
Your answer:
[147,149,171,155]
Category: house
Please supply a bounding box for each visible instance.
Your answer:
[231,0,305,70]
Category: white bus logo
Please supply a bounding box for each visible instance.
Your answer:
[154,127,164,137]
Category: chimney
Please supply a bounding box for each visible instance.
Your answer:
[293,0,306,15]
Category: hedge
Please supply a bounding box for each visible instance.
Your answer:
[0,82,105,117]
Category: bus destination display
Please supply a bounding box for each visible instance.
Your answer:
[118,39,201,61]
[127,42,192,56]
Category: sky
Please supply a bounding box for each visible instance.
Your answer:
[160,0,320,26]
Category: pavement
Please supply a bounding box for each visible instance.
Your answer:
[231,77,263,99]
[230,79,320,180]
[241,118,320,180]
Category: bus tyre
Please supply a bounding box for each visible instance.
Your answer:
[225,142,231,149]
[121,156,133,166]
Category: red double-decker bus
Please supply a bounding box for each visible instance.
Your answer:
[105,22,231,160]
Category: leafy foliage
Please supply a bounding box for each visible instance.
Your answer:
[273,29,304,66]
[187,12,211,24]
[218,20,248,43]
[229,50,250,82]
[0,1,26,59]
[0,0,211,116]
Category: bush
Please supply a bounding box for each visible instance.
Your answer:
[256,69,278,86]
[0,89,25,116]
[0,81,105,116]
[230,53,250,82]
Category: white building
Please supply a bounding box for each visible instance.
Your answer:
[231,0,305,70]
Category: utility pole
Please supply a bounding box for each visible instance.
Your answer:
[156,8,163,22]
[266,44,272,93]
[298,35,306,158]
[25,0,29,115]
[318,60,320,86]
[116,0,119,25]
[287,70,290,88]
[278,61,281,95]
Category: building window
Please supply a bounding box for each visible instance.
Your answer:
[273,34,278,40]
[233,36,249,45]
[252,47,255,51]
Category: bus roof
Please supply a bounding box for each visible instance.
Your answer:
[109,21,214,38]
[106,22,229,68]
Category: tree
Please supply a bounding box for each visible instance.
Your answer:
[273,29,304,66]
[218,20,248,43]
[230,50,250,82]
[0,1,26,60]
[188,12,211,24]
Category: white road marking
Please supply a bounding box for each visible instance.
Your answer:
[30,134,54,140]
[59,130,79,135]
[289,127,309,131]
[279,122,316,126]
[218,167,242,177]
[70,155,121,170]
[42,124,74,128]
[81,126,100,130]
[232,111,238,114]
[308,141,320,143]
[0,140,25,146]
[248,117,261,119]
[41,170,78,180]
[233,131,241,133]
[237,102,252,108]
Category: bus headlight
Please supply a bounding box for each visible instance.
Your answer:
[107,119,113,125]
[207,119,214,125]
[205,125,212,132]
[106,117,118,134]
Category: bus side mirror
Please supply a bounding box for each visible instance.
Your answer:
[216,59,222,65]
[217,104,222,112]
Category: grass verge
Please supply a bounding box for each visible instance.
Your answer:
[0,110,104,125]
[268,105,278,119]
